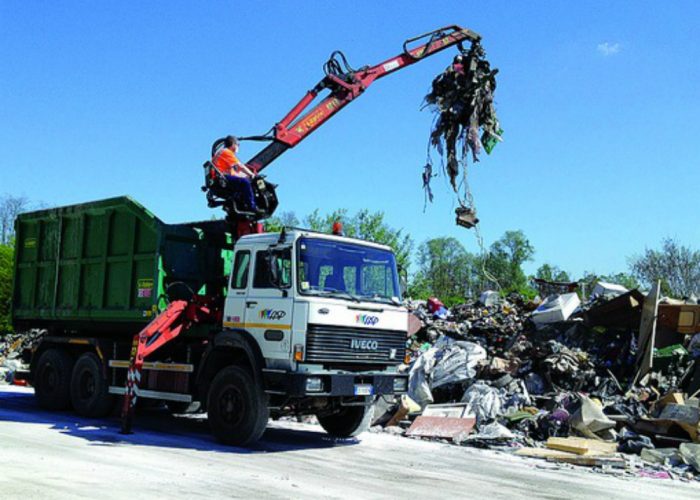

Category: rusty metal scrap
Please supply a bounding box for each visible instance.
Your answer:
[406,415,476,440]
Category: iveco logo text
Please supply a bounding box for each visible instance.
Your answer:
[350,339,379,351]
[259,309,286,320]
[355,314,379,326]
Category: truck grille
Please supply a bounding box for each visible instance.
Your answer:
[305,324,406,366]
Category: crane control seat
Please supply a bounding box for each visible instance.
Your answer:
[201,161,279,221]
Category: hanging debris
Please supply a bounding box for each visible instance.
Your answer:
[421,163,436,210]
[424,40,502,190]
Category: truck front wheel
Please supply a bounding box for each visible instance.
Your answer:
[207,366,269,446]
[70,352,115,418]
[34,349,74,410]
[317,402,374,438]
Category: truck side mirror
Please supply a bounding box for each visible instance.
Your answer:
[397,264,408,298]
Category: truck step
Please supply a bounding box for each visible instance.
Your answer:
[109,386,193,403]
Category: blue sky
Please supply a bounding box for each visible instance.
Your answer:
[1,1,699,277]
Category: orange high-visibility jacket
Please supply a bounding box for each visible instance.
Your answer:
[213,148,242,176]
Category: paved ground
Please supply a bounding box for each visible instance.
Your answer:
[1,385,699,499]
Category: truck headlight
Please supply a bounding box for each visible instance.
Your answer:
[393,377,408,393]
[305,377,324,393]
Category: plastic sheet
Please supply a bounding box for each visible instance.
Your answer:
[570,396,616,439]
[680,443,700,473]
[461,381,505,423]
[431,341,487,389]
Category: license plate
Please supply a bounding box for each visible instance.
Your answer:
[354,384,374,396]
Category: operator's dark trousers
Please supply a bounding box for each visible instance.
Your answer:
[225,175,256,210]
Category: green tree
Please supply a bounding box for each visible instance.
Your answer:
[302,209,413,271]
[303,208,348,233]
[0,194,30,333]
[0,242,13,333]
[629,238,700,297]
[264,211,300,232]
[535,263,571,282]
[485,230,535,294]
[1,195,29,245]
[410,237,479,304]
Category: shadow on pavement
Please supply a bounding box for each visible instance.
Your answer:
[0,387,359,454]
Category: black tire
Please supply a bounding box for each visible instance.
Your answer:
[207,366,269,446]
[70,352,115,418]
[34,349,74,410]
[318,403,374,438]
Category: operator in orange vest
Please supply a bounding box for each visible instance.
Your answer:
[212,135,260,213]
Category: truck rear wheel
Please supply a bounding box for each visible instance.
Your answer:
[207,366,269,446]
[70,352,115,418]
[317,402,374,438]
[34,349,74,410]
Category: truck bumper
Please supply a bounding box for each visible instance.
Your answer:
[264,370,408,397]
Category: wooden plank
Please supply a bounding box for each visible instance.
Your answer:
[515,447,578,459]
[546,437,617,456]
[386,395,422,427]
[548,455,625,468]
[636,281,661,377]
[385,405,409,428]
[658,392,685,409]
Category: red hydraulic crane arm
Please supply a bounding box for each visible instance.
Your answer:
[120,296,221,434]
[246,25,481,172]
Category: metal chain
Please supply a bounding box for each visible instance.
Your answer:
[426,129,501,292]
[459,158,501,291]
[473,222,502,291]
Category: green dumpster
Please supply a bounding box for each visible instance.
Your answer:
[12,196,231,335]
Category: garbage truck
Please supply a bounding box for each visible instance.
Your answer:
[12,196,409,445]
[9,25,490,445]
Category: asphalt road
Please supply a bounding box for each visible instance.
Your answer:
[1,385,699,499]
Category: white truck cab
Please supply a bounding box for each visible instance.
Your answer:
[19,199,410,446]
[220,229,409,438]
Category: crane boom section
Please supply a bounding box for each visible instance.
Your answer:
[247,26,481,172]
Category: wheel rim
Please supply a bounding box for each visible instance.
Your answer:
[41,362,58,393]
[78,369,96,401]
[219,386,245,427]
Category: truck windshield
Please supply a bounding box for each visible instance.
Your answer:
[297,237,401,303]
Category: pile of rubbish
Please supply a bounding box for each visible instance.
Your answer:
[374,283,700,480]
[0,330,43,385]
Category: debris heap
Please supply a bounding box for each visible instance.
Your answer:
[0,330,43,385]
[375,287,700,480]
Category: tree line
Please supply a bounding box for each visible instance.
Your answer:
[265,208,700,305]
[1,196,699,332]
[1,195,30,332]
